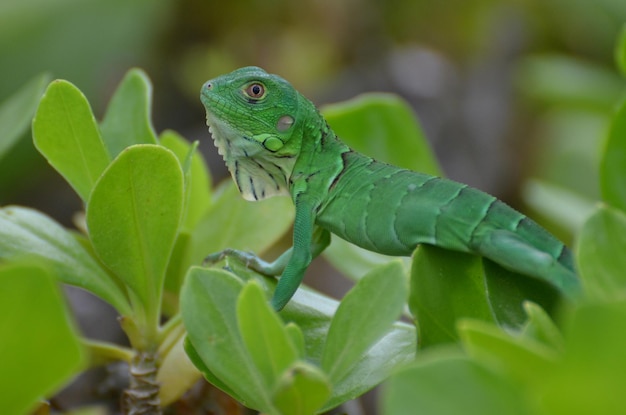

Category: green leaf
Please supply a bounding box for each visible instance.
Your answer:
[321,321,415,412]
[0,73,49,161]
[0,206,131,315]
[458,319,559,385]
[409,245,495,348]
[576,204,626,301]
[237,280,299,388]
[181,267,275,412]
[381,352,531,415]
[616,23,626,77]
[520,301,565,352]
[482,260,559,328]
[0,264,84,415]
[100,68,157,159]
[600,98,626,212]
[190,182,293,264]
[539,302,626,415]
[160,130,212,230]
[272,362,331,415]
[322,93,442,176]
[321,260,407,383]
[87,144,183,335]
[32,79,110,202]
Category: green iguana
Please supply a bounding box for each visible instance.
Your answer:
[201,66,580,311]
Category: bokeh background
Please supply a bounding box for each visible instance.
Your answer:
[1,0,625,412]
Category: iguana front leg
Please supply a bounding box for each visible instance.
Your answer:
[204,205,330,310]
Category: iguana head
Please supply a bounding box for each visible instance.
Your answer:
[200,66,304,201]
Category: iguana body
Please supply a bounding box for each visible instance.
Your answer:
[201,66,579,310]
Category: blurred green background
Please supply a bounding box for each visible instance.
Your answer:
[1,0,625,233]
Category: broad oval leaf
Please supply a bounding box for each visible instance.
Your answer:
[576,204,626,301]
[0,264,84,415]
[181,267,275,412]
[0,206,131,315]
[32,79,110,202]
[100,68,157,159]
[237,280,299,389]
[321,260,407,383]
[409,245,495,348]
[87,144,183,323]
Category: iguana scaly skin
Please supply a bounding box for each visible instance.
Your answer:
[201,66,580,310]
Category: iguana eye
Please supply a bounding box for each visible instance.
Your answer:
[244,83,266,100]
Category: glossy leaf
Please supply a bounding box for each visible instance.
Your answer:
[482,260,559,328]
[0,73,49,160]
[87,144,183,330]
[322,93,441,176]
[0,206,131,315]
[32,79,110,202]
[100,68,157,159]
[237,280,299,388]
[600,98,626,212]
[181,267,276,412]
[272,362,331,415]
[381,353,530,415]
[576,204,626,301]
[409,245,495,348]
[190,182,293,264]
[321,321,415,412]
[0,264,84,415]
[322,260,407,383]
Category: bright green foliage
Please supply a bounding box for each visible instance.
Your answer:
[181,261,415,414]
[0,206,132,315]
[321,261,407,383]
[410,245,559,348]
[0,69,299,408]
[237,281,300,387]
[86,144,184,345]
[32,80,110,202]
[383,48,626,414]
[100,68,158,159]
[0,73,49,161]
[0,264,84,415]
